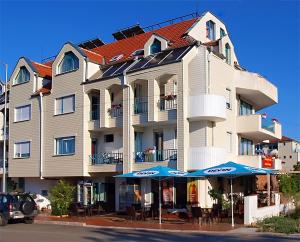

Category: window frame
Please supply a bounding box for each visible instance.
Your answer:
[206,20,216,40]
[14,141,31,159]
[55,94,75,115]
[14,104,31,123]
[55,136,75,156]
[58,52,79,75]
[225,43,231,65]
[225,88,232,109]
[104,134,114,143]
[220,28,226,38]
[13,66,30,85]
[150,39,162,55]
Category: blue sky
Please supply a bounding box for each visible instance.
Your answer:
[0,0,299,140]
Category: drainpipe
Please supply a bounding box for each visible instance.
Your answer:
[84,57,88,81]
[39,92,44,179]
[122,59,139,173]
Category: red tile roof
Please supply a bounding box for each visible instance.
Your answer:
[31,82,52,96]
[80,48,104,64]
[28,17,198,84]
[90,18,198,64]
[32,61,52,79]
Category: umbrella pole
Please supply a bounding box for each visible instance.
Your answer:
[159,179,162,224]
[230,178,234,227]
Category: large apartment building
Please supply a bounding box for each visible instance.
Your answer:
[8,12,282,210]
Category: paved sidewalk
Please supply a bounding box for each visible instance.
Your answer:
[35,214,241,232]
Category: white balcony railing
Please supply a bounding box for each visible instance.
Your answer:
[188,94,226,122]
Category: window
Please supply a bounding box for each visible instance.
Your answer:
[239,100,252,116]
[41,190,48,197]
[239,138,253,155]
[104,134,114,143]
[150,39,161,54]
[55,95,75,115]
[14,141,30,158]
[109,54,123,63]
[58,52,79,74]
[225,43,231,64]
[206,20,216,40]
[227,132,232,153]
[131,49,144,57]
[283,155,286,159]
[290,155,292,159]
[220,28,226,38]
[15,105,31,122]
[14,66,30,85]
[226,88,231,109]
[56,136,75,155]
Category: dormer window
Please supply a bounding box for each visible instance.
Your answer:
[206,20,215,40]
[14,66,30,85]
[150,39,161,55]
[58,52,79,74]
[109,54,123,63]
[225,43,231,65]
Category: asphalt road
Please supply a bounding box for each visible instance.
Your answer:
[0,223,299,242]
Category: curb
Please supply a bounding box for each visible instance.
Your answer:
[35,220,86,227]
[34,220,300,237]
[35,219,232,233]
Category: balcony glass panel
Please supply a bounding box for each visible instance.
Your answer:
[261,118,275,133]
[108,104,123,118]
[134,97,148,114]
[90,152,123,165]
[159,96,177,111]
[134,149,177,162]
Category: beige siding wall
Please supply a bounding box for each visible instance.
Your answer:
[43,47,85,177]
[9,59,41,177]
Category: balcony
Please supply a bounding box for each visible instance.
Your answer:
[108,105,123,128]
[132,97,148,125]
[0,159,8,174]
[187,146,227,170]
[188,94,226,122]
[133,149,177,170]
[237,114,282,142]
[88,152,123,173]
[133,97,148,114]
[234,70,278,110]
[157,98,177,122]
[134,149,177,163]
[0,126,9,141]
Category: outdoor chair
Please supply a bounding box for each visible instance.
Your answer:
[91,202,105,216]
[70,203,86,217]
[191,206,202,225]
[202,208,212,225]
[127,206,142,221]
[211,204,221,223]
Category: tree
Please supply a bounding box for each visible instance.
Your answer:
[279,164,300,206]
[49,180,75,216]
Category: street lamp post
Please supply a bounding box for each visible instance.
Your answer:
[2,63,8,193]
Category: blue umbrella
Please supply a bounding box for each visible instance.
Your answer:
[115,165,188,224]
[187,161,275,227]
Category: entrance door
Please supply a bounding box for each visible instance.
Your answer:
[91,138,97,155]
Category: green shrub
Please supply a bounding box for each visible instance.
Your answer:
[49,180,75,216]
[257,215,300,234]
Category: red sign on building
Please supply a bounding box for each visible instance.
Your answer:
[262,156,273,168]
